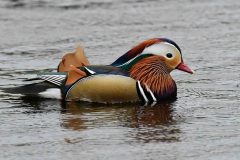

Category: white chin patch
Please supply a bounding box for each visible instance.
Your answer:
[38,88,61,99]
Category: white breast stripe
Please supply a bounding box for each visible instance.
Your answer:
[84,67,96,75]
[145,85,157,102]
[137,81,148,103]
[150,101,157,107]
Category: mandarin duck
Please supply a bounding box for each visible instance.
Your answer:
[14,38,193,104]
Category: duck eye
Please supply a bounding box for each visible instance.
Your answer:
[166,53,173,58]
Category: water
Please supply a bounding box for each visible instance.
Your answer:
[0,0,240,159]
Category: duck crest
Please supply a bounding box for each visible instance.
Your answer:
[129,56,177,100]
[111,38,182,67]
[111,38,160,66]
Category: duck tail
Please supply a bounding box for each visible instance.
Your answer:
[24,72,67,87]
[35,72,67,87]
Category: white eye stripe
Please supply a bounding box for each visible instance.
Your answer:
[116,42,180,67]
[141,42,180,57]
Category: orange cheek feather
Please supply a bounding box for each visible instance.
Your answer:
[166,53,182,70]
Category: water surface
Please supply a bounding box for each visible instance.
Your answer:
[0,0,240,160]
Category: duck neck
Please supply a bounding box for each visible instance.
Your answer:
[127,56,177,100]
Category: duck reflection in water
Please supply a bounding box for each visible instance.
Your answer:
[61,100,181,143]
[16,95,181,143]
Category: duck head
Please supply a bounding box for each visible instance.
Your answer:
[111,38,194,74]
[111,38,194,100]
